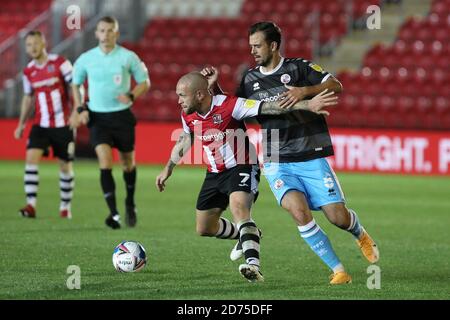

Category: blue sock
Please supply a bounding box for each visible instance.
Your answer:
[298,219,344,273]
[347,209,363,239]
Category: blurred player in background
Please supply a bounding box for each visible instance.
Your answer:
[71,16,150,229]
[155,72,336,282]
[204,21,379,285]
[14,30,75,219]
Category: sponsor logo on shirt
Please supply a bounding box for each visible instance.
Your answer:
[32,77,60,88]
[259,92,269,100]
[196,129,234,142]
[260,92,282,102]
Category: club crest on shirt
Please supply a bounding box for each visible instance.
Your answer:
[47,65,55,73]
[280,73,291,84]
[213,114,223,124]
[113,74,122,85]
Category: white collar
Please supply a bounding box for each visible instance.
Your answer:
[259,57,284,75]
[196,96,216,119]
[33,57,49,69]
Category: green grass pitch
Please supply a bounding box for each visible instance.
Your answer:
[0,160,449,299]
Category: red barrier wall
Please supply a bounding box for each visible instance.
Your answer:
[1,120,449,175]
[0,119,29,160]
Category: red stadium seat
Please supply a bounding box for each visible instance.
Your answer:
[115,0,450,127]
[360,94,377,113]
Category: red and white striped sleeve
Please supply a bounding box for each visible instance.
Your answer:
[59,58,73,84]
[181,115,191,134]
[22,73,33,95]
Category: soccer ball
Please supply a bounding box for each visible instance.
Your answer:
[112,241,147,272]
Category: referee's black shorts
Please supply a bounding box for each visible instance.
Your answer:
[88,108,137,153]
[27,125,75,161]
[196,164,260,211]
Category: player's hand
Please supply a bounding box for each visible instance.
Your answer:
[156,167,173,192]
[279,85,308,109]
[200,66,219,89]
[69,112,79,129]
[78,110,89,126]
[14,125,24,139]
[117,94,132,104]
[308,89,338,116]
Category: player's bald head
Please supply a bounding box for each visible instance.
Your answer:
[177,72,208,92]
[176,72,212,115]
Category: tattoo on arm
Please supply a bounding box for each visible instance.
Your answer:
[168,132,193,168]
[260,100,310,115]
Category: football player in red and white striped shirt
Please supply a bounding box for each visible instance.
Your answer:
[14,30,75,219]
[156,72,336,282]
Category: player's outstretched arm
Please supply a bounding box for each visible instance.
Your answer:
[260,89,338,116]
[14,95,33,139]
[156,131,193,192]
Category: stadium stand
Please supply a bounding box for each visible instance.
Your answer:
[0,0,53,87]
[0,1,52,42]
[334,0,450,129]
[128,0,380,121]
[0,0,448,129]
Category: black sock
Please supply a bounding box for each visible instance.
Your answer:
[100,169,118,215]
[123,167,136,206]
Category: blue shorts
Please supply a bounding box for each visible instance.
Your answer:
[262,158,345,211]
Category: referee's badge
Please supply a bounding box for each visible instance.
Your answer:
[113,74,122,85]
[280,74,291,84]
